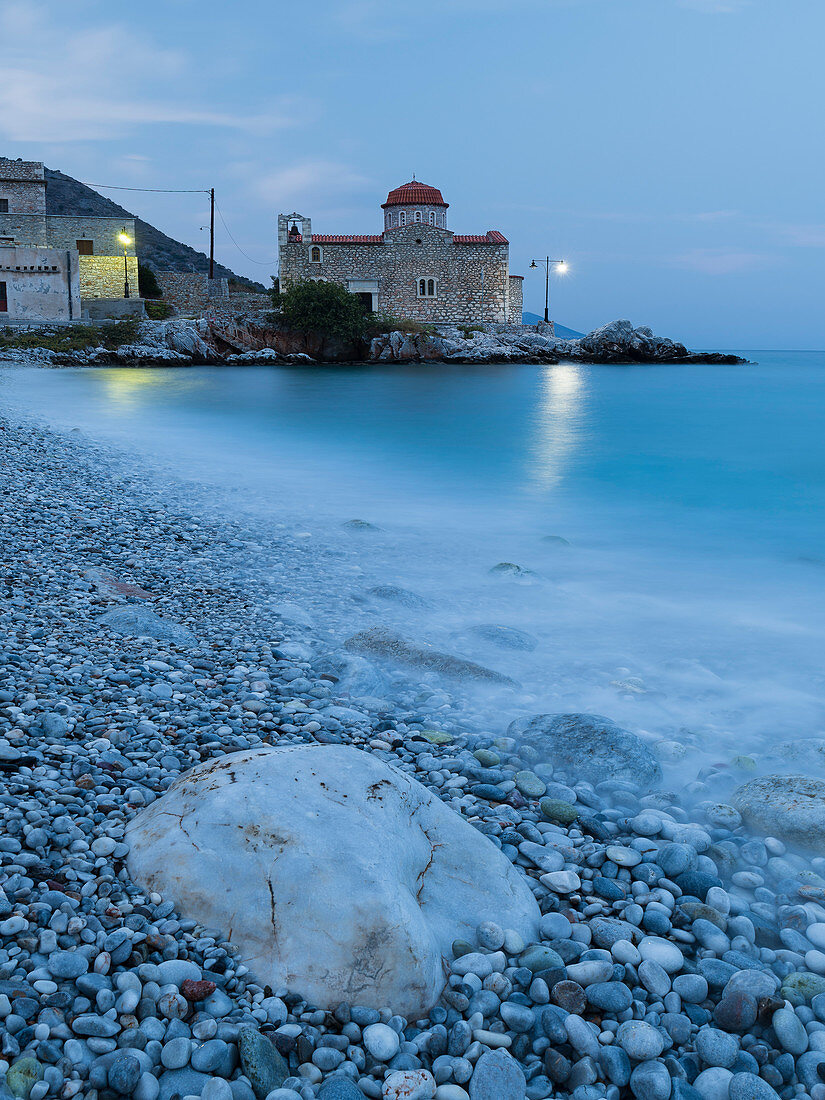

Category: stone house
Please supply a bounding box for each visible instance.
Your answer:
[0,158,139,321]
[278,180,523,325]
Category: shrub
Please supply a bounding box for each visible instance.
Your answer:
[364,312,436,337]
[0,318,141,353]
[145,301,174,320]
[459,324,484,340]
[275,280,368,343]
[137,263,163,300]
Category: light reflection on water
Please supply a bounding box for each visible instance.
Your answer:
[528,363,586,491]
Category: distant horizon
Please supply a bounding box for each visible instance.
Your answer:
[2,0,823,349]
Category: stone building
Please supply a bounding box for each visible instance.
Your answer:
[0,158,139,321]
[278,180,523,325]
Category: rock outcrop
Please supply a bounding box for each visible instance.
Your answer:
[126,744,540,1017]
[3,314,748,367]
[368,319,748,366]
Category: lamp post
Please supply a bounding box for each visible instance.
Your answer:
[530,257,567,324]
[118,230,132,299]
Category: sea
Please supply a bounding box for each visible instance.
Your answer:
[2,351,824,792]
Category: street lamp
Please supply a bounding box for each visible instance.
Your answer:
[530,257,567,324]
[119,230,132,299]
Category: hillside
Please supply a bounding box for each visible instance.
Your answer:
[522,312,585,338]
[44,169,265,290]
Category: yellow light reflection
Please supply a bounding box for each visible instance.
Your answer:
[528,363,584,490]
[97,369,206,411]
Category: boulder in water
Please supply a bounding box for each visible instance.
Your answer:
[733,775,825,852]
[470,624,538,652]
[368,585,429,610]
[345,626,516,686]
[126,744,540,1017]
[507,712,662,790]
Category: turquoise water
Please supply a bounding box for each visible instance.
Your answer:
[2,353,824,778]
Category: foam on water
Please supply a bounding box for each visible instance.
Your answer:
[2,354,824,794]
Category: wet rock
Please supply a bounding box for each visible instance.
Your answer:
[344,627,516,686]
[98,605,196,647]
[508,712,662,789]
[733,775,825,851]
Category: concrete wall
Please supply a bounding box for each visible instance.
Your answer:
[0,159,46,215]
[83,298,146,320]
[0,245,80,322]
[280,222,512,324]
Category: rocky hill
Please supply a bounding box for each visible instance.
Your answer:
[44,168,265,290]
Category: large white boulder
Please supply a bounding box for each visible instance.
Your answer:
[126,745,540,1017]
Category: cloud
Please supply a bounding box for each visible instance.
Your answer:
[0,1,302,142]
[671,248,769,274]
[770,223,825,248]
[244,160,372,208]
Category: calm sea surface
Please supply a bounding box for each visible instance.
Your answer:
[3,352,824,779]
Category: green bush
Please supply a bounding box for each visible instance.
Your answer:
[275,280,368,343]
[459,324,484,340]
[137,263,163,300]
[0,319,141,353]
[145,300,174,320]
[364,312,436,337]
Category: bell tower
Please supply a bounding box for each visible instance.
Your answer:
[278,212,312,249]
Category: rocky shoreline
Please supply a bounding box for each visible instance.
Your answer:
[1,414,821,1100]
[0,317,748,368]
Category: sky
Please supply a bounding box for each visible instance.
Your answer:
[2,0,823,349]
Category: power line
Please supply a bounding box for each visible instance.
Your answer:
[214,199,277,267]
[82,181,275,269]
[82,183,211,194]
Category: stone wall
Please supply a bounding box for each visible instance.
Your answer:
[0,159,46,215]
[508,276,523,323]
[0,245,80,322]
[79,256,139,300]
[280,223,511,324]
[154,272,229,314]
[0,213,136,257]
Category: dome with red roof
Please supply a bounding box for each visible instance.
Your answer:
[381,181,449,209]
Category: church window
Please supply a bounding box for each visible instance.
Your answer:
[400,211,406,226]
[428,211,434,225]
[417,277,437,298]
[310,245,322,263]
[414,210,422,222]
[0,199,8,213]
[427,278,435,296]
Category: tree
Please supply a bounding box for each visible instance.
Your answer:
[137,263,162,300]
[275,279,367,343]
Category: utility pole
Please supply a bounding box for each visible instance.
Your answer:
[209,188,215,281]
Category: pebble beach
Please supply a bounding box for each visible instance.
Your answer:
[3,407,825,1100]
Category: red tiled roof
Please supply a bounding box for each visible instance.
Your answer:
[382,181,448,209]
[453,230,508,245]
[310,234,383,244]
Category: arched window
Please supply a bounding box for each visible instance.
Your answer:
[400,211,406,226]
[427,278,435,296]
[417,277,437,298]
[414,210,422,223]
[310,246,322,263]
[428,211,434,225]
[418,278,426,297]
